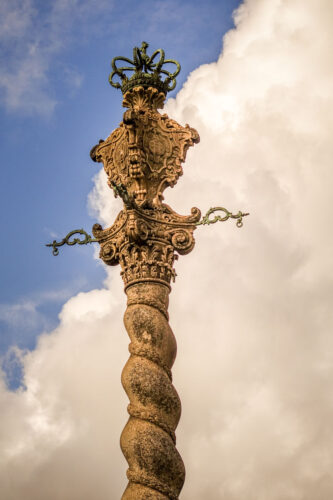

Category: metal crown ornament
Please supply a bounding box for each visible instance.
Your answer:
[109,41,181,94]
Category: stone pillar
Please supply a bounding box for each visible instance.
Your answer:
[121,282,183,499]
[91,84,200,499]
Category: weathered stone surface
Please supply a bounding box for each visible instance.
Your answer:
[121,283,184,498]
[122,482,169,500]
[92,86,199,499]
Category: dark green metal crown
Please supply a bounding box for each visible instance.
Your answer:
[109,42,181,95]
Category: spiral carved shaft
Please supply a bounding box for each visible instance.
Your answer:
[121,282,184,500]
[91,84,200,498]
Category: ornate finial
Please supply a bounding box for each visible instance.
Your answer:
[109,42,181,94]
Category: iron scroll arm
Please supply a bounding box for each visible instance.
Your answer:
[45,229,97,256]
[196,207,250,228]
[45,207,249,256]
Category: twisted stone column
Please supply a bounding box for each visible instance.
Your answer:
[91,82,200,499]
[121,282,184,499]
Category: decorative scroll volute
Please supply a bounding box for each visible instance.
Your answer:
[92,204,201,289]
[91,86,199,207]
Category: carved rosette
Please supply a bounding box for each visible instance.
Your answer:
[91,86,200,499]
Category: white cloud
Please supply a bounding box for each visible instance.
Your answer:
[88,169,123,227]
[0,282,89,341]
[1,0,333,498]
[0,0,34,41]
[0,301,37,329]
[0,285,128,499]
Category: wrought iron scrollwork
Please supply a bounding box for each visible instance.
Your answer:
[45,229,97,256]
[46,207,249,256]
[196,207,250,227]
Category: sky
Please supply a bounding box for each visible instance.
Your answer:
[0,0,239,367]
[1,0,333,499]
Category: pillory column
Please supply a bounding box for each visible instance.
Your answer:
[90,43,200,499]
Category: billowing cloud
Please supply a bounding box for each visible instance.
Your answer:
[1,0,333,498]
[0,285,129,498]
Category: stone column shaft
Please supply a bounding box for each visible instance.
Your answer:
[121,282,184,499]
[91,83,200,499]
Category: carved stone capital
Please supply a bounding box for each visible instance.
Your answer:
[92,204,201,289]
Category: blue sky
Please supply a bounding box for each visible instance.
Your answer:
[1,2,333,497]
[0,0,241,385]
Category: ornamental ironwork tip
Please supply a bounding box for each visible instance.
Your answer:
[196,207,250,228]
[109,41,181,95]
[45,229,97,256]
